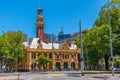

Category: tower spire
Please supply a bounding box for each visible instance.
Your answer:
[36,3,45,42]
[37,8,43,14]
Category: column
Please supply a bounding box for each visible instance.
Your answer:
[29,52,32,70]
[68,62,71,70]
[54,53,56,60]
[29,62,32,70]
[26,53,29,70]
[36,53,38,59]
[36,62,38,71]
[47,63,49,70]
[47,53,49,70]
[61,62,63,71]
[29,52,32,59]
[76,61,79,70]
[47,53,49,58]
[53,61,56,70]
[76,53,78,60]
[69,54,71,60]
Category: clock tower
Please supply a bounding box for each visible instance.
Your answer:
[36,8,45,42]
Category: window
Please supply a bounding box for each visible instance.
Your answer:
[65,54,67,59]
[56,54,59,59]
[72,54,74,58]
[67,54,69,59]
[49,54,52,58]
[62,54,64,59]
[32,53,36,59]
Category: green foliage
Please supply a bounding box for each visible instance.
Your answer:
[0,31,25,62]
[114,56,120,64]
[36,54,52,64]
[36,54,52,71]
[94,0,120,56]
[109,56,120,66]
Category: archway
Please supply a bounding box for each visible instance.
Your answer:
[55,62,61,71]
[71,62,75,70]
[31,63,36,71]
[63,62,68,71]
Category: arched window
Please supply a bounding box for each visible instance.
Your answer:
[38,53,40,57]
[72,54,74,58]
[65,54,67,59]
[32,53,36,59]
[49,54,52,58]
[78,54,80,62]
[56,54,59,59]
[67,54,69,59]
[62,54,64,59]
[44,53,47,57]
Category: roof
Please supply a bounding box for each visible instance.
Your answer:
[26,38,77,50]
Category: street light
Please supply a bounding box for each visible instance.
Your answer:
[79,21,84,76]
[86,49,89,70]
[108,0,116,76]
[2,55,6,72]
[52,34,55,71]
[108,0,114,76]
[0,59,1,72]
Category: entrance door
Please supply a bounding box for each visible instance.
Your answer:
[63,62,68,71]
[71,62,75,70]
[55,62,61,71]
[31,63,36,71]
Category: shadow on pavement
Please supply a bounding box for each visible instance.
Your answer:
[66,73,81,77]
[0,74,10,77]
[93,76,109,80]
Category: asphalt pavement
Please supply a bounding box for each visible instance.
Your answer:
[0,71,120,80]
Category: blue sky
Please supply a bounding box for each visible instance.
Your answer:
[0,0,107,38]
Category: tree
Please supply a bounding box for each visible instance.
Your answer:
[75,25,113,70]
[36,54,52,71]
[84,26,109,70]
[94,0,120,69]
[0,31,25,70]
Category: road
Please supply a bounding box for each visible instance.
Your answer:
[0,71,120,80]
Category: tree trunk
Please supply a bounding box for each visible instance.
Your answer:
[104,55,109,70]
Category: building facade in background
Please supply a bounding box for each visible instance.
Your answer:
[44,33,56,43]
[22,8,80,71]
[58,28,71,41]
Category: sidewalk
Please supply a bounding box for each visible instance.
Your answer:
[0,73,24,80]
